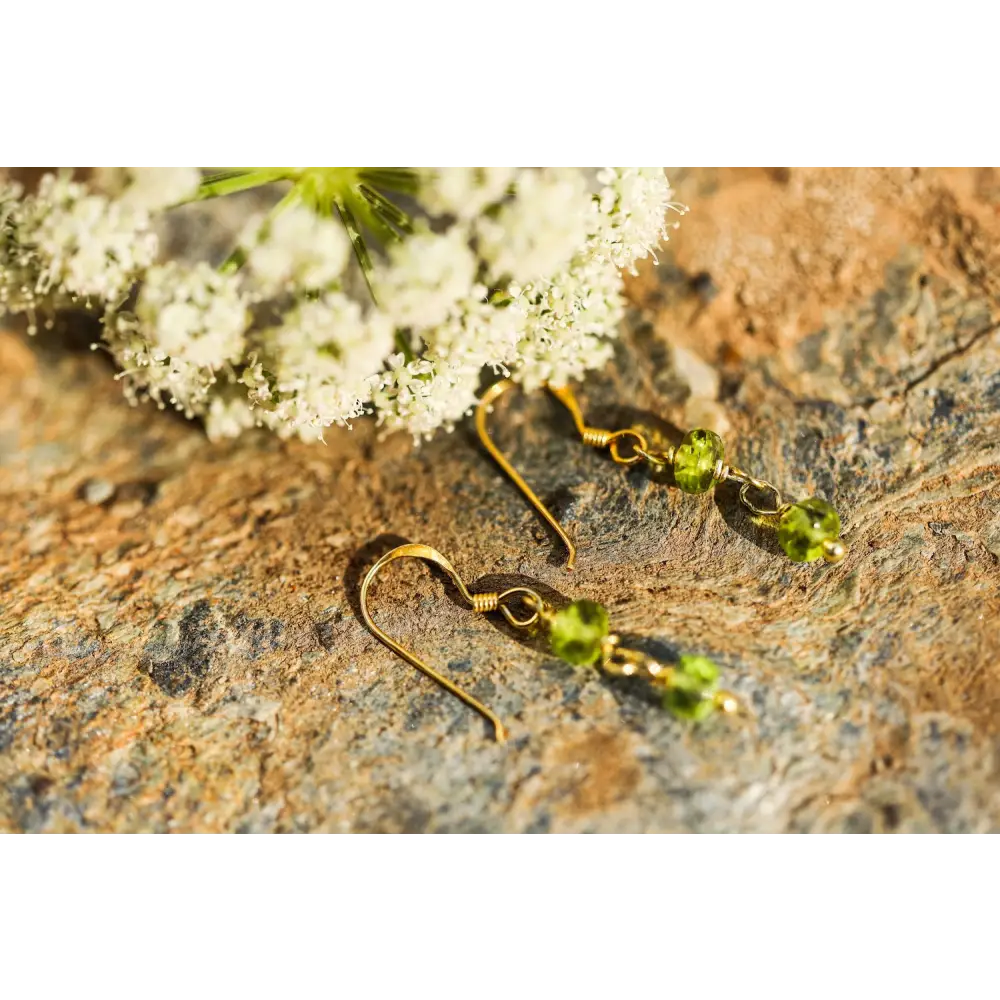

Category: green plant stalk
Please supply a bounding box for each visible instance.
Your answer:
[174,168,421,298]
[218,186,301,276]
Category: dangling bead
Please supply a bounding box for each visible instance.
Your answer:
[661,654,720,720]
[777,498,843,563]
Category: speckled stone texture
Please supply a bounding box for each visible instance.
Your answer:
[2,167,999,832]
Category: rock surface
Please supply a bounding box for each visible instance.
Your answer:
[1,167,998,832]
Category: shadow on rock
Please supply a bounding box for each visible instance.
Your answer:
[10,314,204,436]
[343,532,413,624]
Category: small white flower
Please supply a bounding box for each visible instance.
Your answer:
[103,311,217,418]
[255,292,394,435]
[121,168,202,212]
[28,174,157,303]
[596,167,684,272]
[478,169,595,285]
[0,180,36,317]
[369,353,481,439]
[240,358,273,405]
[511,255,623,390]
[422,167,514,219]
[244,204,350,296]
[137,261,249,369]
[375,226,477,331]
[205,391,258,441]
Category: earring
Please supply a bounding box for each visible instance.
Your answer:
[360,541,742,743]
[476,378,847,569]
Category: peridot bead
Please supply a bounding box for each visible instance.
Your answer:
[778,497,841,562]
[662,654,720,721]
[673,429,724,493]
[549,599,610,667]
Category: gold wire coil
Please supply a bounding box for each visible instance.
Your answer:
[581,427,613,448]
[471,592,499,613]
[739,480,787,517]
[468,584,545,627]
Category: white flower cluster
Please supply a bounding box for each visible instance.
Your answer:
[105,262,249,418]
[596,167,685,272]
[0,167,680,441]
[364,167,681,437]
[421,167,514,220]
[242,205,351,297]
[1,174,157,323]
[257,293,393,439]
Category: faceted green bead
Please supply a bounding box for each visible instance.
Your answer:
[673,429,724,494]
[549,599,610,667]
[778,497,841,562]
[662,654,720,721]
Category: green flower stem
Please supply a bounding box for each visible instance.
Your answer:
[393,331,416,363]
[357,168,421,194]
[334,196,378,302]
[218,186,301,277]
[170,167,421,301]
[190,169,292,203]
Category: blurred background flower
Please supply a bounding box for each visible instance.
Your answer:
[0,167,682,441]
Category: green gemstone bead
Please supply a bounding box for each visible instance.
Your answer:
[662,654,720,721]
[549,599,610,667]
[673,429,724,494]
[778,497,841,562]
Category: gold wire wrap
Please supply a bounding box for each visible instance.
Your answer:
[470,587,544,627]
[608,430,649,465]
[726,467,846,562]
[494,588,545,628]
[471,592,499,613]
[600,635,673,682]
[635,445,675,468]
[547,385,649,465]
[581,427,613,448]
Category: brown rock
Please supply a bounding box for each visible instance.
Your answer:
[1,168,998,832]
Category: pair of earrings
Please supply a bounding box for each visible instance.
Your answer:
[360,542,741,743]
[476,378,847,570]
[359,377,847,742]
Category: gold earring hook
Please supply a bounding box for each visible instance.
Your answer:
[475,379,650,569]
[476,379,578,570]
[361,542,545,743]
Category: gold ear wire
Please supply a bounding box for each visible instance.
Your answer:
[476,379,651,569]
[476,379,578,570]
[360,542,545,743]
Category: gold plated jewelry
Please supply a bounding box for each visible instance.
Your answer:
[360,541,742,743]
[476,378,847,569]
